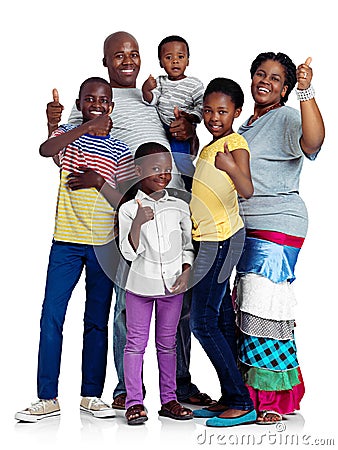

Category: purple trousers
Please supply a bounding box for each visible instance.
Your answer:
[124,290,183,409]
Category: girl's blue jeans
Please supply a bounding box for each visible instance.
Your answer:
[190,230,254,410]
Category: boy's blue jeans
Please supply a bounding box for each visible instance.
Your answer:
[190,231,254,410]
[37,240,114,399]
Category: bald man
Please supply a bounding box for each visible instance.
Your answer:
[46,31,214,410]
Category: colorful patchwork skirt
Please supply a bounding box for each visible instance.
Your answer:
[235,230,305,415]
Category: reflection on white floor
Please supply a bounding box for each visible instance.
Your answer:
[13,404,310,450]
[9,318,336,450]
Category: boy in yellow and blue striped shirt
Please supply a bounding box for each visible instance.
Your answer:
[15,77,135,422]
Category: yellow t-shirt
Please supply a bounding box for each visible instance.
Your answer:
[54,171,118,245]
[190,133,250,241]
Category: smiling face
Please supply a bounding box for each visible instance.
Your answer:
[203,92,241,140]
[103,32,141,88]
[76,81,113,122]
[136,151,172,196]
[251,59,288,107]
[159,41,189,81]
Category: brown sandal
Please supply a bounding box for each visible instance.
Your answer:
[159,400,193,420]
[111,393,126,410]
[256,410,282,425]
[125,404,148,425]
[181,392,216,406]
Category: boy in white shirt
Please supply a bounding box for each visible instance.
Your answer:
[118,142,194,424]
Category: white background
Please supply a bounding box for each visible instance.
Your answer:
[1,0,336,448]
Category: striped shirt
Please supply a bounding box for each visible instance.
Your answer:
[68,88,184,189]
[51,124,135,245]
[148,75,204,126]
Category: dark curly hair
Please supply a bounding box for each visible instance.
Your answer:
[134,142,170,163]
[78,77,111,99]
[250,52,297,104]
[158,35,190,60]
[203,77,244,109]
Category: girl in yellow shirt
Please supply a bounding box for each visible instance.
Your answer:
[190,78,255,427]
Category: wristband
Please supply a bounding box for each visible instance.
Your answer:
[296,85,315,102]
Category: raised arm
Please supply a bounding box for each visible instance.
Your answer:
[142,75,157,104]
[40,114,112,157]
[297,57,325,155]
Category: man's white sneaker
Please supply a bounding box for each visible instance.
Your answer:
[80,397,115,418]
[15,399,60,422]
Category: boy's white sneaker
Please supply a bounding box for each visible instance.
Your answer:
[15,399,60,422]
[80,397,115,418]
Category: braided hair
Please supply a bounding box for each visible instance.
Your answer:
[250,52,297,104]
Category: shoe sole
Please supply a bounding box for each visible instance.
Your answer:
[127,416,148,425]
[80,406,116,418]
[207,419,257,427]
[15,411,60,423]
[111,404,126,410]
[206,410,257,427]
[158,410,193,420]
[256,420,282,425]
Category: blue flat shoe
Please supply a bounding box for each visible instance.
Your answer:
[206,410,257,427]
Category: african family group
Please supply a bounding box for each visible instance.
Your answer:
[15,31,325,427]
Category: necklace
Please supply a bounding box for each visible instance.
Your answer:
[248,102,282,125]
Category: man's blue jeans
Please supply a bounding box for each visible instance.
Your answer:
[190,231,254,410]
[112,284,127,398]
[37,241,114,399]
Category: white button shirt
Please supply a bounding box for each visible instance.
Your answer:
[118,190,195,296]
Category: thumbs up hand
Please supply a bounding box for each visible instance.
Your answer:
[87,114,113,136]
[215,142,237,175]
[46,88,64,126]
[296,57,313,90]
[170,106,197,141]
[134,199,154,225]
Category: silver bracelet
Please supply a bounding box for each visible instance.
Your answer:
[296,85,315,102]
